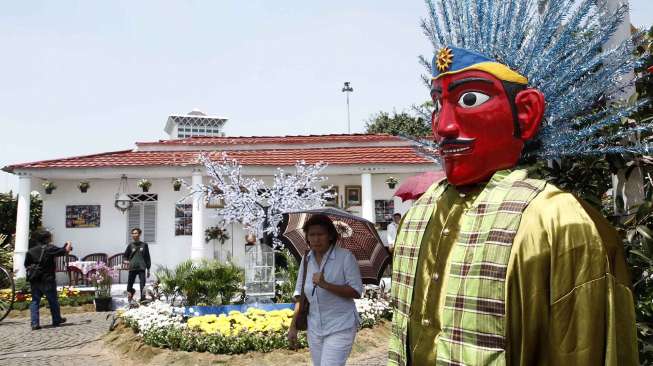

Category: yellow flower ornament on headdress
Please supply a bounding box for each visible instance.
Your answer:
[436,47,454,72]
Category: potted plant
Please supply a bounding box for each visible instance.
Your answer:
[78,180,90,193]
[205,226,230,244]
[42,181,56,194]
[385,176,399,189]
[245,233,257,246]
[172,178,183,191]
[89,263,116,312]
[138,179,152,192]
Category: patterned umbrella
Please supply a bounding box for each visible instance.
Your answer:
[278,208,390,285]
[393,171,446,202]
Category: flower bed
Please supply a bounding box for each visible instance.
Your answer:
[188,308,294,335]
[119,294,392,355]
[0,287,95,310]
[356,296,393,328]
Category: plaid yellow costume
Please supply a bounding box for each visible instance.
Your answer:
[388,170,637,365]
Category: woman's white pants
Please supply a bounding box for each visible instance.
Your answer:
[307,326,357,366]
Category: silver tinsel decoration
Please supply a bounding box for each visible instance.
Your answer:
[196,153,333,249]
[421,0,652,158]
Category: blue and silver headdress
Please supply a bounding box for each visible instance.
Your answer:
[421,0,651,158]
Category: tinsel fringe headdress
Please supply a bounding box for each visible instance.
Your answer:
[421,0,651,158]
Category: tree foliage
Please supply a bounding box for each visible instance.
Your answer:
[364,110,431,137]
[0,191,42,238]
[0,192,42,269]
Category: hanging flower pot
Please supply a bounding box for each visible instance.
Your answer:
[42,181,56,194]
[138,179,152,193]
[385,176,399,189]
[78,181,90,193]
[245,233,257,246]
[205,226,230,244]
[172,178,183,191]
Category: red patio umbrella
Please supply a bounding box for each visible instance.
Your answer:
[393,171,446,202]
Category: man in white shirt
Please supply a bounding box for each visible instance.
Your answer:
[386,213,402,252]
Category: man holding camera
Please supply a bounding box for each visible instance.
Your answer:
[24,229,72,330]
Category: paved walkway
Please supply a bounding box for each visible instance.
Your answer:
[0,312,115,366]
[0,310,387,366]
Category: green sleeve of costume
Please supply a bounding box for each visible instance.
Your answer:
[505,186,638,366]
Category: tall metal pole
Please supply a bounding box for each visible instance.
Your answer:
[342,82,354,134]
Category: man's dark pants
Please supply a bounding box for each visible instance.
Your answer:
[127,270,146,300]
[30,281,63,327]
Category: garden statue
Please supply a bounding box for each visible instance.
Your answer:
[388,0,648,365]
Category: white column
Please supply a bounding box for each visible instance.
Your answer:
[14,173,32,278]
[191,169,205,261]
[605,0,641,217]
[604,0,634,100]
[361,173,374,222]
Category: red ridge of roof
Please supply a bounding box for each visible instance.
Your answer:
[4,146,432,171]
[2,149,135,173]
[136,133,402,146]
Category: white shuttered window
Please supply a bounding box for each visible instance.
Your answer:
[127,194,157,243]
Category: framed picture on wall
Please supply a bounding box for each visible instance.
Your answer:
[374,200,395,230]
[175,204,193,236]
[345,185,362,207]
[322,185,339,207]
[65,205,101,228]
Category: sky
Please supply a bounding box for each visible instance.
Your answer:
[1,0,652,193]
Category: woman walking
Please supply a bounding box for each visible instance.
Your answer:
[287,214,363,366]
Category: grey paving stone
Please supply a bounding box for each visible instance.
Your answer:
[0,312,115,366]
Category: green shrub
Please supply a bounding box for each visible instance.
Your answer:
[12,301,29,311]
[275,249,299,303]
[155,259,244,306]
[12,293,93,310]
[139,325,308,354]
[14,277,30,293]
[0,241,12,270]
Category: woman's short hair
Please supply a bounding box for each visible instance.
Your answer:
[302,214,339,245]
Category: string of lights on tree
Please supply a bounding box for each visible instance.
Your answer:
[194,153,333,248]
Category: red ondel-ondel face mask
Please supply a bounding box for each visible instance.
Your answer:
[431,70,545,186]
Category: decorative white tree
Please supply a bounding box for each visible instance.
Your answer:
[196,153,333,248]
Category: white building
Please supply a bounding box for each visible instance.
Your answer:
[4,111,439,277]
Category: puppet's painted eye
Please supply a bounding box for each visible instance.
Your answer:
[458,92,490,108]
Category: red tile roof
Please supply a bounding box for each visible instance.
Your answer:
[4,146,431,171]
[136,133,402,146]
